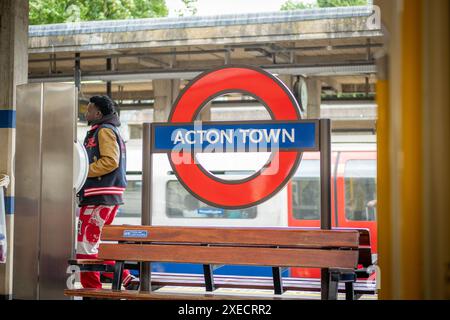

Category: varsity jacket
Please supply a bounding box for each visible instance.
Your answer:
[78,115,127,206]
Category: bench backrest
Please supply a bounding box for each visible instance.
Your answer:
[354,229,372,267]
[98,226,360,270]
[299,227,372,267]
[337,228,372,267]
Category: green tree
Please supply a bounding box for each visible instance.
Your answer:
[29,0,169,25]
[317,0,368,7]
[281,0,315,10]
[175,0,198,17]
[281,0,368,11]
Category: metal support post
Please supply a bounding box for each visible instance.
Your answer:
[320,119,332,299]
[140,123,153,292]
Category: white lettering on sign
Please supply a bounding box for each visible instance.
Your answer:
[172,128,295,145]
[238,129,251,143]
[205,130,220,144]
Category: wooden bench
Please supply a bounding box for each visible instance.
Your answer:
[65,225,360,300]
[69,228,376,299]
[131,228,376,299]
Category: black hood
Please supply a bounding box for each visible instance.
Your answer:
[89,112,121,127]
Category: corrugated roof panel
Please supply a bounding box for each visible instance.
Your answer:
[29,6,375,37]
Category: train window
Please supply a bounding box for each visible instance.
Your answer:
[344,160,377,221]
[291,160,320,220]
[166,181,257,219]
[117,177,141,218]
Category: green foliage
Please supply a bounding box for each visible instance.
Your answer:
[175,0,198,16]
[29,0,169,25]
[281,0,368,11]
[317,0,367,7]
[280,0,315,10]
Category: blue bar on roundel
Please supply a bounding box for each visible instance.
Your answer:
[153,121,318,153]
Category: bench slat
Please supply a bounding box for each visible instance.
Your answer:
[98,244,358,269]
[64,289,297,300]
[356,230,370,246]
[101,226,359,249]
[334,228,370,246]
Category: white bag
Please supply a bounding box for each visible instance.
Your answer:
[0,175,10,263]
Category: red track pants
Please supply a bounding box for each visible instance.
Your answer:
[76,205,131,289]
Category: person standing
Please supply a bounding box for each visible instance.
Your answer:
[76,95,135,289]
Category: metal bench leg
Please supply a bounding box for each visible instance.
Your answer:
[272,267,285,295]
[345,282,355,300]
[112,261,124,291]
[327,271,339,300]
[321,268,330,300]
[203,264,215,292]
[141,261,158,292]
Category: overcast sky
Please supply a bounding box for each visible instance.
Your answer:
[165,0,317,17]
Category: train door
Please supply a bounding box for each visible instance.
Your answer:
[288,152,339,228]
[335,151,378,256]
[287,151,339,278]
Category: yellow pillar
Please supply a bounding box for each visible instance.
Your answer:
[400,0,423,299]
[376,74,392,299]
[422,0,450,299]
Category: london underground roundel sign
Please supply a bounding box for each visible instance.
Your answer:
[152,65,319,209]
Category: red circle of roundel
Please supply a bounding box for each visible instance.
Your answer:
[168,66,302,209]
